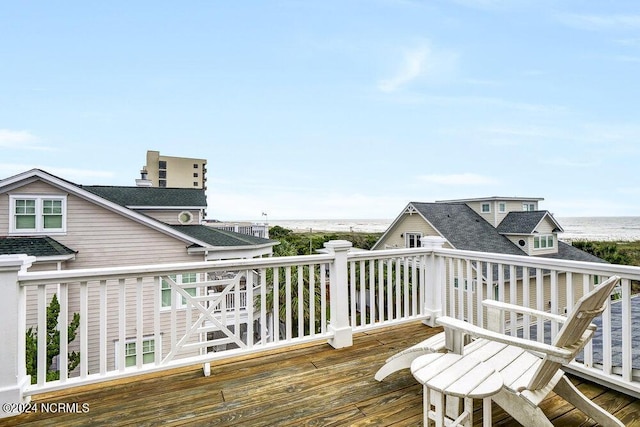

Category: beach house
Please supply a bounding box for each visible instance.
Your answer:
[372,197,608,318]
[0,168,278,376]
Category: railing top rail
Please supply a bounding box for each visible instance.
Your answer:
[433,247,640,280]
[17,253,334,286]
[346,247,434,261]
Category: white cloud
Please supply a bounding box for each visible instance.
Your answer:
[377,42,457,93]
[0,129,51,150]
[417,173,499,186]
[378,46,429,93]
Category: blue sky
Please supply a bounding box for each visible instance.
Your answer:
[2,1,640,221]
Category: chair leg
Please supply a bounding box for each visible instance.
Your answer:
[491,390,553,427]
[553,376,624,427]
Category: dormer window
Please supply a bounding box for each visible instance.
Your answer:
[533,234,554,250]
[10,195,67,234]
[523,203,536,211]
[405,232,422,248]
[481,203,491,213]
[498,202,506,213]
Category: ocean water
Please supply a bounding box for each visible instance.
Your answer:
[269,217,640,241]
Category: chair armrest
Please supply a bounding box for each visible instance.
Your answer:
[482,300,568,324]
[436,316,575,363]
[482,300,597,333]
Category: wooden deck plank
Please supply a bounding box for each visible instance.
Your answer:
[1,321,635,427]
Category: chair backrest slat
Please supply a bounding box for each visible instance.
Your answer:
[527,275,620,390]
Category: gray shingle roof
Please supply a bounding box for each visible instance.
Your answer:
[496,211,549,234]
[410,202,603,263]
[410,202,526,255]
[81,186,207,208]
[170,225,276,247]
[0,236,76,257]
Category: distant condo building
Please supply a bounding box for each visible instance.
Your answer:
[140,150,207,189]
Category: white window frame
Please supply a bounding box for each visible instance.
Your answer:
[533,234,554,250]
[454,278,477,293]
[115,336,157,369]
[522,203,536,211]
[498,202,506,213]
[405,232,422,248]
[160,273,199,310]
[481,203,491,213]
[9,195,67,234]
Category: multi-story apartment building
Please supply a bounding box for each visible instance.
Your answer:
[143,150,207,189]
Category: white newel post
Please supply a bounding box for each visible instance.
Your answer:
[324,240,353,349]
[421,236,447,327]
[0,254,35,418]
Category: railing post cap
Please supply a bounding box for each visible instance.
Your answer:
[323,240,353,251]
[420,236,447,248]
[0,254,36,272]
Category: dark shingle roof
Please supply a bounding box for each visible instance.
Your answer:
[81,186,207,208]
[411,202,525,255]
[170,225,276,247]
[409,202,603,263]
[496,211,549,234]
[0,236,76,257]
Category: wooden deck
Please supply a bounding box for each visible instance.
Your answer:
[3,322,638,426]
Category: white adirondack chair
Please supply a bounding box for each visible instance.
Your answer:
[378,275,624,427]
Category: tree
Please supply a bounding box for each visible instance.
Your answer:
[25,294,80,383]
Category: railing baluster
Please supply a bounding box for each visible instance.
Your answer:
[285,266,292,341]
[273,267,279,344]
[522,267,530,340]
[297,265,304,337]
[536,268,544,343]
[136,277,143,369]
[368,260,375,325]
[247,270,254,347]
[602,281,613,375]
[100,280,107,374]
[37,284,46,385]
[582,274,593,367]
[349,261,356,325]
[550,271,559,339]
[411,256,418,317]
[260,268,267,344]
[477,262,485,327]
[395,258,401,320]
[377,259,384,322]
[309,264,316,336]
[359,260,366,326]
[386,259,393,321]
[508,265,515,336]
[59,282,68,382]
[118,279,126,372]
[80,281,88,378]
[320,263,327,334]
[403,257,409,318]
[153,277,161,365]
[621,278,632,382]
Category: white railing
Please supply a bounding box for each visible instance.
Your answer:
[430,247,640,397]
[205,222,269,239]
[1,238,640,417]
